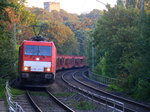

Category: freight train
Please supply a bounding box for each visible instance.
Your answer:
[18,39,87,87]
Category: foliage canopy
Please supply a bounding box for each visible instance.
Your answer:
[93,1,150,102]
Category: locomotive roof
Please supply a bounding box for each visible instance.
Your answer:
[21,40,55,46]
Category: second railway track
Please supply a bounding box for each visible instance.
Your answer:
[74,71,150,112]
[61,68,150,112]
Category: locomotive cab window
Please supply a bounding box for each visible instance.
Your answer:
[25,45,52,56]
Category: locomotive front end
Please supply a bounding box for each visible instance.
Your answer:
[19,41,56,87]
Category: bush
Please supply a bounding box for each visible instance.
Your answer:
[75,101,96,110]
[0,37,17,77]
[134,80,150,102]
[108,84,123,92]
[0,79,6,99]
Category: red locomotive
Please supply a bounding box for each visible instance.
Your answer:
[18,40,87,87]
[18,40,57,86]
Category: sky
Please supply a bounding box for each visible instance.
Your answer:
[26,0,117,14]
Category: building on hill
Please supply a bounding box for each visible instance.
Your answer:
[44,2,60,12]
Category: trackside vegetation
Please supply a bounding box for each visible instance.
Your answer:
[10,87,25,96]
[0,0,36,99]
[54,92,74,97]
[0,79,6,99]
[31,92,48,96]
[93,0,150,102]
[75,101,96,110]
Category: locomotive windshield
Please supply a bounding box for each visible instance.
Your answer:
[25,45,52,56]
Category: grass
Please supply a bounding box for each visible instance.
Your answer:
[107,84,123,92]
[0,85,6,99]
[10,87,25,95]
[54,92,74,97]
[75,101,96,110]
[31,92,48,96]
[0,78,7,99]
[0,77,24,100]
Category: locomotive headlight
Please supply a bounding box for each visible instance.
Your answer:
[46,68,51,72]
[44,67,51,72]
[24,66,29,71]
[36,57,40,61]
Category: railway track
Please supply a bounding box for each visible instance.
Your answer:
[10,68,150,112]
[10,70,112,112]
[61,70,123,112]
[26,89,75,112]
[62,69,150,112]
[46,89,75,112]
[26,90,42,112]
[54,70,117,112]
[75,71,150,111]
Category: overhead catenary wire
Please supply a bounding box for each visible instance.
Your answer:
[96,0,107,6]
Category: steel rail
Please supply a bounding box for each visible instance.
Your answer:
[46,89,75,112]
[62,70,136,112]
[74,71,150,112]
[82,71,150,110]
[26,90,43,112]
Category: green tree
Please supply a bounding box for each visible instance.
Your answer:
[125,0,150,9]
[0,37,17,76]
[93,7,140,76]
[0,0,17,77]
[0,0,36,77]
[93,4,150,102]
